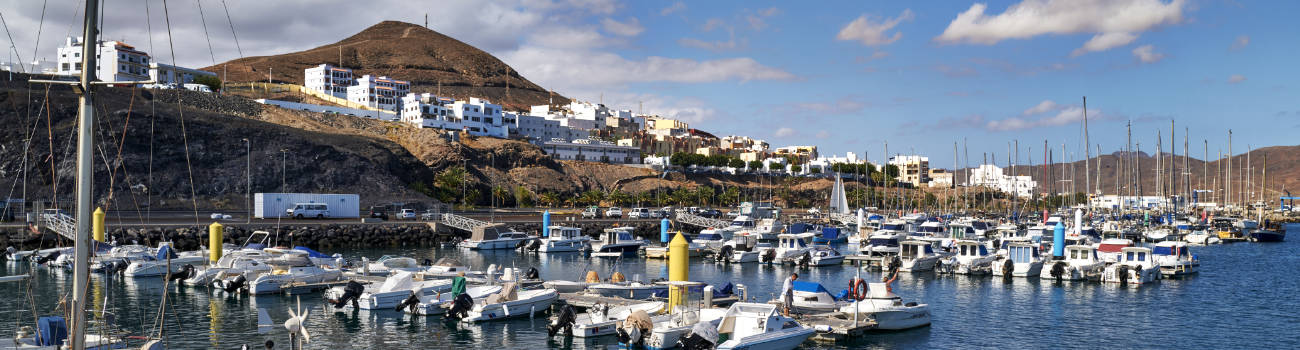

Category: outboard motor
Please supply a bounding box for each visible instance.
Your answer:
[716,245,734,263]
[3,246,13,261]
[524,267,540,280]
[528,239,542,252]
[516,240,530,251]
[1050,261,1067,282]
[1116,265,1130,286]
[760,249,776,263]
[444,293,475,321]
[547,304,577,337]
[422,258,434,267]
[222,275,248,294]
[1002,259,1014,280]
[394,292,421,313]
[333,281,366,309]
[169,264,196,283]
[798,252,811,267]
[35,251,60,265]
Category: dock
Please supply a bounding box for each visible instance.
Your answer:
[280,275,384,295]
[555,292,739,310]
[843,255,887,270]
[794,312,879,342]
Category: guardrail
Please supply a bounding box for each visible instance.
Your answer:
[440,213,490,232]
[40,212,77,240]
[674,213,729,228]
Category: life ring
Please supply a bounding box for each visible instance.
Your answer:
[849,278,867,300]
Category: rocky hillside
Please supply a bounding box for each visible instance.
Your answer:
[205,21,566,111]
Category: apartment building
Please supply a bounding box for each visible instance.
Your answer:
[56,36,151,82]
[967,164,1037,197]
[347,75,410,113]
[888,155,930,185]
[304,64,354,98]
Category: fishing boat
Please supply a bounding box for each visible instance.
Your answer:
[458,223,535,250]
[838,282,931,330]
[1040,245,1106,281]
[1101,247,1162,285]
[896,240,941,272]
[591,227,646,257]
[459,282,559,322]
[537,226,591,253]
[936,240,995,275]
[1151,241,1198,276]
[248,252,343,294]
[713,303,815,350]
[992,242,1043,278]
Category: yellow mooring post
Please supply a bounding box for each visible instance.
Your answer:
[92,207,105,242]
[209,222,224,263]
[667,232,689,311]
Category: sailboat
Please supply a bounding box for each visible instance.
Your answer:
[829,174,850,215]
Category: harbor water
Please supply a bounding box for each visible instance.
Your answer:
[2,224,1296,349]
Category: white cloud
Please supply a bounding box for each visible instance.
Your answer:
[989,105,1099,131]
[815,130,831,139]
[1230,35,1250,50]
[1071,32,1137,56]
[936,0,1185,55]
[678,38,740,51]
[774,127,797,138]
[601,17,644,37]
[746,7,781,31]
[836,9,915,46]
[660,1,686,16]
[503,47,794,91]
[1132,44,1165,63]
[702,18,727,32]
[1023,100,1058,115]
[1227,74,1246,84]
[791,97,869,115]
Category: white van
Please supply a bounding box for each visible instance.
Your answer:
[630,207,650,219]
[286,203,330,219]
[182,83,213,93]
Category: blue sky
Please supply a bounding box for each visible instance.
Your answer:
[4,0,1296,167]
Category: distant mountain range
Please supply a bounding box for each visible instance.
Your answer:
[205,21,567,111]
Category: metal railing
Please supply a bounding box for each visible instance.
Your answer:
[40,212,77,240]
[827,212,856,225]
[674,213,729,228]
[440,213,490,232]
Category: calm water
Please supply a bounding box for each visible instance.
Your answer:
[2,224,1297,349]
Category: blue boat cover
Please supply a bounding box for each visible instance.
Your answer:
[155,245,176,261]
[293,246,331,259]
[789,223,810,234]
[868,214,883,221]
[38,316,67,346]
[834,289,850,300]
[651,282,735,299]
[791,281,830,294]
[1152,246,1176,255]
[713,282,734,298]
[244,243,267,250]
[821,227,841,240]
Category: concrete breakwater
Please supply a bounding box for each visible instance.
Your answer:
[1,221,670,251]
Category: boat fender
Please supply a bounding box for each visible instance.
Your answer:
[813,324,833,332]
[547,304,577,337]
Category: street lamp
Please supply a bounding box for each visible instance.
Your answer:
[243,138,250,224]
[281,148,288,192]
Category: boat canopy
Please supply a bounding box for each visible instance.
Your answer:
[791,281,830,295]
[293,246,332,259]
[820,227,841,240]
[471,223,508,241]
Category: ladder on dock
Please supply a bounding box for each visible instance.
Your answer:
[674,213,730,228]
[440,213,490,232]
[39,212,78,240]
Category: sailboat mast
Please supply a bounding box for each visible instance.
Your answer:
[1083,96,1091,208]
[72,0,100,348]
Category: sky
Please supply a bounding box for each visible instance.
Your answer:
[2,0,1297,168]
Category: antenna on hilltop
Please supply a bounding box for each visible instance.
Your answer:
[425,14,428,28]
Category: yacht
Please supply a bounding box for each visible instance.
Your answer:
[937,240,995,275]
[1040,245,1106,281]
[915,221,948,237]
[859,220,908,256]
[713,303,815,350]
[539,226,591,253]
[248,252,343,294]
[1095,238,1134,263]
[806,245,845,266]
[694,230,732,250]
[591,227,646,257]
[896,240,941,272]
[1101,247,1162,285]
[458,223,535,250]
[772,232,815,263]
[838,282,931,330]
[1151,241,1198,276]
[992,242,1043,278]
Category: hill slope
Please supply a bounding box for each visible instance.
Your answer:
[205,21,566,111]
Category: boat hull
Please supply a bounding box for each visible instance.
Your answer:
[716,327,815,350]
[462,290,558,322]
[899,256,939,272]
[1249,231,1285,242]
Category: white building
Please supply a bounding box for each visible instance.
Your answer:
[541,138,641,164]
[347,75,410,112]
[304,64,353,98]
[149,62,216,86]
[529,101,611,131]
[56,36,151,82]
[513,114,586,144]
[888,155,929,185]
[967,164,1036,197]
[400,93,508,138]
[1090,195,1178,210]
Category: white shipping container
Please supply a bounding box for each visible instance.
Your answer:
[254,193,360,219]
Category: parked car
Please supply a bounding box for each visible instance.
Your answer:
[629,207,650,219]
[287,203,330,219]
[605,207,624,218]
[398,209,417,220]
[419,210,439,221]
[699,208,723,218]
[649,209,663,219]
[581,206,601,219]
[368,206,389,220]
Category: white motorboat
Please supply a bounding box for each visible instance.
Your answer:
[806,245,844,266]
[738,217,784,241]
[714,302,815,350]
[538,226,590,253]
[459,283,559,322]
[549,301,666,338]
[1040,245,1106,281]
[838,282,931,330]
[729,242,771,263]
[639,304,728,350]
[1182,228,1220,245]
[358,255,422,276]
[695,228,735,250]
[0,316,125,350]
[591,227,646,257]
[325,271,452,310]
[123,244,208,278]
[586,281,667,300]
[184,249,274,287]
[859,220,908,256]
[992,242,1043,278]
[87,244,153,272]
[779,281,842,313]
[896,240,941,272]
[1151,241,1198,276]
[915,220,948,237]
[772,232,814,263]
[406,285,503,316]
[937,240,995,275]
[248,252,343,294]
[458,223,535,250]
[1095,238,1134,263]
[645,235,707,259]
[1101,247,1162,285]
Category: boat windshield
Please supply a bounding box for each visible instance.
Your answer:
[918,225,944,233]
[880,223,906,231]
[698,233,722,241]
[731,220,755,228]
[868,238,899,247]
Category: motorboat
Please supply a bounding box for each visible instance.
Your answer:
[846,215,882,245]
[806,245,844,266]
[0,316,125,350]
[812,227,847,244]
[87,244,153,272]
[1248,228,1286,242]
[914,221,948,238]
[549,301,666,338]
[459,282,559,322]
[743,218,786,241]
[184,250,274,287]
[644,234,707,259]
[248,251,343,294]
[123,244,208,278]
[896,240,941,272]
[586,281,667,300]
[771,232,815,263]
[779,281,842,313]
[1095,238,1134,263]
[992,242,1043,278]
[859,220,908,256]
[1182,227,1221,245]
[357,255,422,276]
[406,285,503,316]
[713,303,815,350]
[538,226,591,253]
[730,242,771,263]
[1151,241,1198,276]
[1101,247,1162,285]
[838,282,931,330]
[637,295,728,350]
[458,223,535,250]
[324,271,451,310]
[591,227,646,257]
[937,240,995,275]
[693,230,732,250]
[1040,245,1106,281]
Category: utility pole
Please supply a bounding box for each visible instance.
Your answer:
[244,138,251,224]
